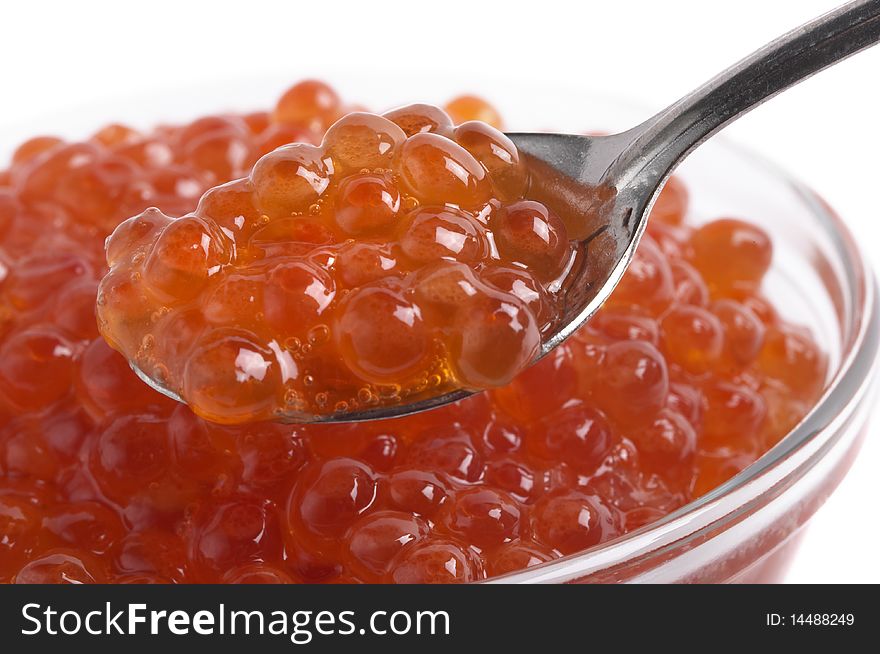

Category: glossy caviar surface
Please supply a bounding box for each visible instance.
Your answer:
[0,81,827,583]
[98,99,570,423]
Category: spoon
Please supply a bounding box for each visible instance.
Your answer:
[134,0,880,423]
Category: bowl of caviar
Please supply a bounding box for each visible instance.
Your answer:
[0,76,876,584]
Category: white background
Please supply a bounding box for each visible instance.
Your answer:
[3,0,878,582]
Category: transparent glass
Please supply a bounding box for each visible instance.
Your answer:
[2,74,876,583]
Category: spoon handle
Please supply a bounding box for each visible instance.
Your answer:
[612,0,880,186]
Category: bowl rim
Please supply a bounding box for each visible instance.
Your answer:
[489,142,880,584]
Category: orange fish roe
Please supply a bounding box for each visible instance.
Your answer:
[97,101,569,423]
[0,81,826,584]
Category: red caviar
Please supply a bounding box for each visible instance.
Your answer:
[0,80,826,584]
[97,103,564,423]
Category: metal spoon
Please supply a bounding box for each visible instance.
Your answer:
[134,0,880,423]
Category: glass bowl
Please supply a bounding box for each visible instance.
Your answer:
[2,74,876,583]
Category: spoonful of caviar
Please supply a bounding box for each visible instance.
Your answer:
[97,0,880,424]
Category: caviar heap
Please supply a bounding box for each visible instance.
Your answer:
[0,81,827,584]
[97,100,570,423]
